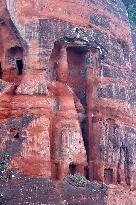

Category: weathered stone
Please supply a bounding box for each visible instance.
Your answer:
[99,65,124,78]
[0,0,136,204]
[90,14,111,29]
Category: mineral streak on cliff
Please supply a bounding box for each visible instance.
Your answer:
[0,0,136,204]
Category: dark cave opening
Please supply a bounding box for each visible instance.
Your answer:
[16,59,24,75]
[0,62,3,79]
[7,46,24,76]
[84,166,89,179]
[69,163,77,175]
[14,132,20,139]
[80,117,89,160]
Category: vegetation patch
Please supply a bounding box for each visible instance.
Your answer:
[65,174,88,187]
[128,6,136,28]
[0,153,10,181]
[123,0,136,29]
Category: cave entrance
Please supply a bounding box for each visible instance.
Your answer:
[69,163,77,175]
[6,46,24,83]
[7,46,24,75]
[104,168,113,184]
[84,166,89,179]
[16,59,23,75]
[14,132,20,139]
[80,118,89,160]
[0,62,3,79]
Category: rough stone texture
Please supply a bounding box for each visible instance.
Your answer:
[0,0,136,204]
[0,176,108,205]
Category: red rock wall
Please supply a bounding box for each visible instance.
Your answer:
[0,0,136,204]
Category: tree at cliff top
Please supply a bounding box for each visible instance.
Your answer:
[123,0,136,28]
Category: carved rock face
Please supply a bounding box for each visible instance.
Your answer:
[0,0,136,204]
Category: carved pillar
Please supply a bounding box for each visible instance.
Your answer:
[58,161,69,180]
[86,51,96,181]
[86,51,103,181]
[58,46,68,82]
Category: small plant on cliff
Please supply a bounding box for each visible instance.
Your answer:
[0,153,10,181]
[128,6,136,28]
[124,0,136,29]
[68,174,87,186]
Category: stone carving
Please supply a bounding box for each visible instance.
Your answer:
[0,1,136,204]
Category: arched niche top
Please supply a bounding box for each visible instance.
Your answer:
[58,37,108,59]
[6,46,25,76]
[7,46,24,57]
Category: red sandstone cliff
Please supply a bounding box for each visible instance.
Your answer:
[0,0,136,204]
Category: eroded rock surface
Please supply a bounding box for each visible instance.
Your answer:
[0,0,136,204]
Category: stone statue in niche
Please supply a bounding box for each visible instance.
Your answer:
[48,44,87,179]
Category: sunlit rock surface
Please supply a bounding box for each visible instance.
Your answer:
[0,0,136,204]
